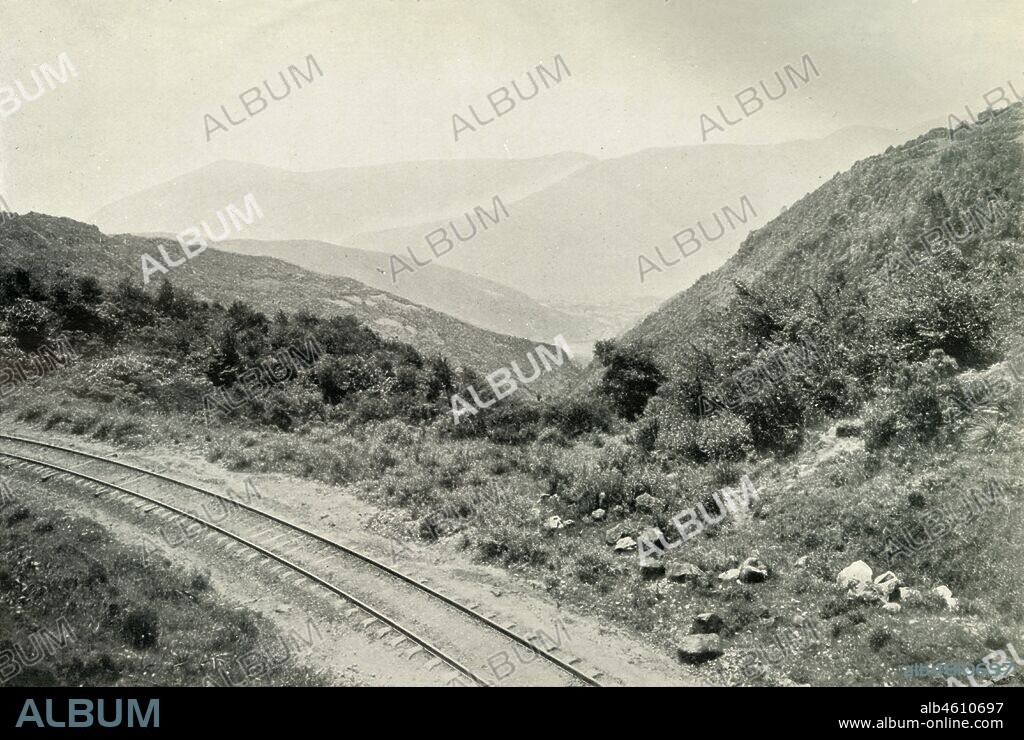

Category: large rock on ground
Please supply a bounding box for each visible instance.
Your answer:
[874,571,901,601]
[613,536,637,552]
[605,523,631,545]
[837,560,873,589]
[675,634,723,664]
[932,585,959,611]
[739,556,769,583]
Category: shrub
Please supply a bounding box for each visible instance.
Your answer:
[121,608,160,649]
[631,416,659,454]
[594,340,664,420]
[864,351,960,450]
[544,397,614,438]
[2,298,56,351]
[484,402,542,445]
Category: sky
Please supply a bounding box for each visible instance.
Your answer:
[1,0,1022,221]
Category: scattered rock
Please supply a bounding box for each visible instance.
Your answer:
[613,536,637,552]
[640,559,666,580]
[874,571,901,602]
[544,516,564,531]
[932,585,959,611]
[848,580,884,604]
[666,562,706,584]
[675,634,723,664]
[591,508,606,522]
[717,568,741,583]
[739,557,769,583]
[882,602,902,614]
[611,504,624,516]
[598,492,607,506]
[634,493,662,513]
[795,555,809,567]
[837,560,873,589]
[561,519,576,529]
[691,613,724,634]
[605,523,631,545]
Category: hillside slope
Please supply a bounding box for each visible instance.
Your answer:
[0,213,570,379]
[625,108,1024,372]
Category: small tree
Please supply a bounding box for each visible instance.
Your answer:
[594,340,663,421]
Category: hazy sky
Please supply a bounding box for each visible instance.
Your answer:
[1,0,1022,220]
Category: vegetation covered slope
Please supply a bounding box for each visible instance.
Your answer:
[0,213,569,380]
[626,106,1024,374]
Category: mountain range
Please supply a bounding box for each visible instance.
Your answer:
[90,127,907,349]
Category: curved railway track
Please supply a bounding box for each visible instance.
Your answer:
[0,433,602,687]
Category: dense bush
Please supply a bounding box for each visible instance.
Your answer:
[864,351,961,450]
[594,339,663,421]
[0,269,458,431]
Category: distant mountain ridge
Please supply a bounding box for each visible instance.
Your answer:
[90,153,596,244]
[89,128,904,347]
[344,126,904,304]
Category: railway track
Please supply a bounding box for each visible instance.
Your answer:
[0,433,602,687]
